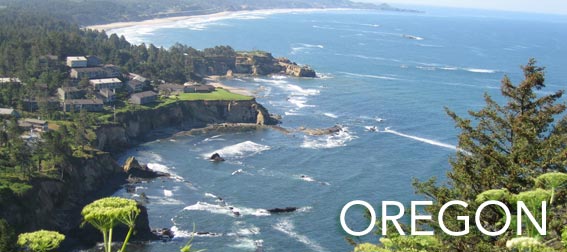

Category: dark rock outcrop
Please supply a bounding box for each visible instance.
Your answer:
[210,153,225,162]
[123,156,166,178]
[268,207,299,214]
[299,125,343,136]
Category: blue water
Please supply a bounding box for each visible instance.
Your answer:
[110,8,567,252]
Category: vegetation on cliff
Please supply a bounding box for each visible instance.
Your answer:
[351,60,567,251]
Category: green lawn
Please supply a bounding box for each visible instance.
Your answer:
[177,89,253,101]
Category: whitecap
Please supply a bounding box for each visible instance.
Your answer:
[184,202,270,217]
[340,72,400,81]
[382,127,458,151]
[273,218,326,251]
[204,141,270,159]
[464,68,496,74]
[146,163,184,181]
[301,127,357,149]
[146,196,184,205]
[163,189,173,197]
[171,226,222,238]
[323,112,338,118]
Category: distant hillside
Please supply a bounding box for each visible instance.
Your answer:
[0,0,418,26]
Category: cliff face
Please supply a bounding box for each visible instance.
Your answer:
[96,99,277,152]
[0,152,123,233]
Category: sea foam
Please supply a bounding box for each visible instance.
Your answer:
[204,141,270,159]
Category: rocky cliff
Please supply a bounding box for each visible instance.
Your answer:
[96,99,278,153]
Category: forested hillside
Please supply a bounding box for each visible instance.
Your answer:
[0,0,410,26]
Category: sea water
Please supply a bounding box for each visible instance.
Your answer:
[110,8,567,252]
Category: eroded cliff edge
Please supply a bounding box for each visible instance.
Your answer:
[96,99,278,153]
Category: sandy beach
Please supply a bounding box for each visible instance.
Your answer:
[86,8,352,32]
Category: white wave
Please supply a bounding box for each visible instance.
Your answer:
[362,23,380,27]
[291,43,324,54]
[271,75,288,80]
[146,196,184,205]
[205,193,219,199]
[171,226,222,238]
[232,169,244,175]
[340,72,400,81]
[365,126,379,132]
[284,111,302,116]
[184,202,270,217]
[317,72,334,79]
[163,189,173,197]
[230,238,260,250]
[297,206,313,213]
[382,127,458,151]
[403,34,424,40]
[299,175,315,182]
[203,135,226,142]
[204,141,270,159]
[301,127,357,149]
[147,163,184,181]
[323,112,338,119]
[288,96,314,109]
[464,68,496,73]
[273,218,326,252]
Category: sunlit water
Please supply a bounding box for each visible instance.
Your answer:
[109,8,567,252]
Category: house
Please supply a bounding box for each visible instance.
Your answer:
[86,55,102,67]
[0,108,19,118]
[99,88,116,103]
[63,99,104,112]
[126,79,145,93]
[18,118,48,131]
[129,91,158,105]
[89,78,123,90]
[185,84,215,93]
[23,97,60,112]
[58,87,86,100]
[158,84,187,95]
[0,77,22,86]
[70,65,122,79]
[66,56,88,68]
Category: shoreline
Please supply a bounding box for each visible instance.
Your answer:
[86,8,354,32]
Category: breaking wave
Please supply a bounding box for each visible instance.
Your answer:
[301,127,356,149]
[184,201,270,217]
[382,127,458,151]
[340,72,400,81]
[273,218,326,251]
[204,141,270,159]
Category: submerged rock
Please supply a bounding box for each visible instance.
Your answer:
[300,125,343,136]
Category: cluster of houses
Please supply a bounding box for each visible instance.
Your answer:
[0,108,49,134]
[1,55,219,125]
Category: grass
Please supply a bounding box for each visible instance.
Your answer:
[97,89,253,122]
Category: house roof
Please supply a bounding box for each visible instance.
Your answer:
[65,99,103,105]
[67,56,87,61]
[0,77,21,84]
[89,78,122,84]
[131,91,157,99]
[22,118,47,125]
[59,87,82,93]
[71,67,105,73]
[0,108,16,115]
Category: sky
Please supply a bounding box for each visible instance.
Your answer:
[356,0,567,15]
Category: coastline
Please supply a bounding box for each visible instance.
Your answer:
[86,8,353,32]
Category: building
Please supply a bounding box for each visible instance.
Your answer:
[23,97,60,112]
[58,87,86,100]
[63,99,104,112]
[0,108,19,118]
[86,55,102,67]
[66,56,88,68]
[70,65,122,79]
[126,79,145,93]
[18,118,48,131]
[185,84,215,93]
[0,77,22,85]
[89,78,123,90]
[99,88,116,103]
[158,84,192,95]
[129,91,158,105]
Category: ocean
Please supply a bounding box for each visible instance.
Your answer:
[109,8,567,252]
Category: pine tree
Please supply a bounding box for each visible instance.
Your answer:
[412,59,567,250]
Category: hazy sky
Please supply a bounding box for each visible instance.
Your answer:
[358,0,567,15]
